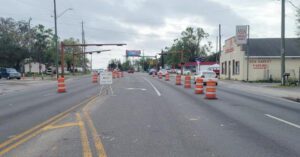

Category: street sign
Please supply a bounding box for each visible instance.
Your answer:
[236,25,248,45]
[100,72,112,85]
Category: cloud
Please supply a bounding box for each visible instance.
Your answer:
[0,0,298,68]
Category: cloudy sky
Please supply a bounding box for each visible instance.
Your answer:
[1,0,299,68]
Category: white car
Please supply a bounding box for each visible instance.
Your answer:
[158,69,168,76]
[194,70,218,85]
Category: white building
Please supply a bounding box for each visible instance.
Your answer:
[220,37,300,81]
[24,62,46,73]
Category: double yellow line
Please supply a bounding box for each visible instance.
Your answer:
[0,95,98,156]
[82,98,108,157]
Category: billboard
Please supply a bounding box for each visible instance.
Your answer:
[236,25,248,45]
[126,50,141,57]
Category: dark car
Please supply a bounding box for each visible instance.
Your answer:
[0,68,21,79]
[128,69,134,73]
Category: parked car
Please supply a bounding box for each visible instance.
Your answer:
[128,69,134,73]
[194,70,218,85]
[0,68,21,80]
[45,68,53,75]
[158,69,168,76]
[148,68,157,75]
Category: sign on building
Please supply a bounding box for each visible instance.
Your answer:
[100,72,112,85]
[236,25,248,45]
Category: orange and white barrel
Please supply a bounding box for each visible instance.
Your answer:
[57,77,66,93]
[175,75,181,85]
[92,73,98,83]
[112,72,116,79]
[195,77,204,94]
[205,80,217,99]
[158,72,162,79]
[165,73,170,81]
[184,75,191,88]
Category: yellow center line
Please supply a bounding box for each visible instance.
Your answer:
[84,111,108,157]
[76,113,92,157]
[0,113,69,156]
[0,95,98,155]
[43,122,80,131]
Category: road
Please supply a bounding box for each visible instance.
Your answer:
[0,73,299,157]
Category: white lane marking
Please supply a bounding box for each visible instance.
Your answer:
[265,114,300,129]
[43,93,54,96]
[143,78,161,96]
[126,88,147,91]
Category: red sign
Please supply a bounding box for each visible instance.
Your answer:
[224,37,235,53]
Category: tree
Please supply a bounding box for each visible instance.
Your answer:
[0,17,30,70]
[62,38,85,71]
[165,27,211,67]
[31,24,54,73]
[108,59,121,70]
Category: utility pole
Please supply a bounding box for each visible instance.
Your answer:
[246,25,250,82]
[218,24,221,64]
[142,50,145,72]
[53,0,59,79]
[216,36,218,62]
[81,21,86,73]
[161,50,165,69]
[28,18,32,74]
[281,0,286,86]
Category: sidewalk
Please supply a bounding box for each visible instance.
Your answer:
[219,80,300,101]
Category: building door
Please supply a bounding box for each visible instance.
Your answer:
[228,61,231,79]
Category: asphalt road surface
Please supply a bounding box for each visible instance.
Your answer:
[0,73,299,157]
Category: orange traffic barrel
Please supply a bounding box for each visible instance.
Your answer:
[195,77,204,94]
[117,72,120,78]
[158,72,162,79]
[165,73,170,81]
[205,80,217,99]
[175,75,181,85]
[112,72,116,79]
[121,71,124,77]
[184,75,191,88]
[57,77,66,93]
[92,73,98,83]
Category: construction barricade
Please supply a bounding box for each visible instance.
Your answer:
[205,80,217,99]
[112,71,116,79]
[165,73,170,81]
[184,75,191,88]
[175,75,181,85]
[195,77,204,94]
[92,73,98,83]
[57,77,66,93]
[158,73,162,79]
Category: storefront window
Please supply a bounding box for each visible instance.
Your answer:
[232,60,235,75]
[236,61,240,75]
